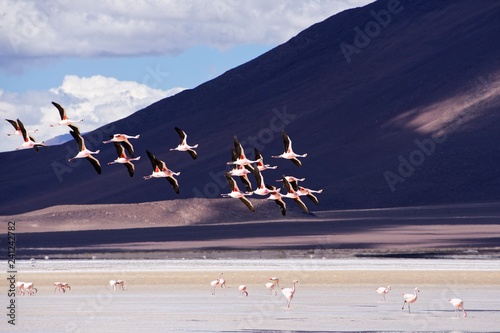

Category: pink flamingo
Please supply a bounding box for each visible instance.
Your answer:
[107,142,141,177]
[102,133,140,157]
[264,186,287,216]
[15,119,46,151]
[251,167,280,196]
[280,176,309,213]
[6,119,38,136]
[228,149,253,192]
[239,285,248,297]
[22,282,38,295]
[170,127,198,159]
[54,282,71,293]
[50,101,83,127]
[281,280,298,308]
[110,280,125,291]
[226,136,260,169]
[271,131,307,167]
[67,125,101,174]
[221,172,255,212]
[254,148,277,171]
[375,285,391,301]
[449,298,467,317]
[402,287,419,313]
[144,150,180,194]
[211,273,223,295]
[296,186,323,205]
[265,277,280,295]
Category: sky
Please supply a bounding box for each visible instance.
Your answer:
[0,0,373,152]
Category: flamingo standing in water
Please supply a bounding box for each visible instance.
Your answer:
[402,287,419,313]
[110,280,125,291]
[375,286,391,301]
[107,143,141,177]
[280,176,309,213]
[102,133,140,158]
[272,131,307,167]
[6,119,38,136]
[50,101,83,127]
[170,127,198,159]
[449,298,467,317]
[254,148,277,171]
[221,172,255,212]
[67,125,101,174]
[54,282,71,293]
[14,119,46,151]
[281,280,298,308]
[239,285,248,297]
[22,282,38,295]
[211,273,223,295]
[265,277,280,295]
[144,150,180,194]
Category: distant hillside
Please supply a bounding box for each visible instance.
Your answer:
[1,0,500,215]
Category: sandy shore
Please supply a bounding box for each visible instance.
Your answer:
[3,259,500,332]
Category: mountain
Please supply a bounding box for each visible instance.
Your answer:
[1,0,500,216]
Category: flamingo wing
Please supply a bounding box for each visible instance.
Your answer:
[166,176,180,194]
[68,124,80,135]
[293,197,309,213]
[146,150,160,170]
[86,155,102,175]
[281,131,292,152]
[69,128,85,151]
[124,162,135,177]
[121,139,135,158]
[17,119,28,141]
[306,192,320,205]
[187,149,197,160]
[174,127,187,145]
[239,196,255,212]
[290,157,302,167]
[6,119,19,130]
[239,174,253,192]
[274,198,287,216]
[224,172,239,191]
[113,142,125,157]
[51,101,66,120]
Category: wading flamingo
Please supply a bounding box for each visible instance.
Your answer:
[211,273,223,295]
[6,119,37,136]
[271,131,307,167]
[102,134,140,157]
[375,286,391,301]
[107,142,141,177]
[221,172,255,212]
[54,282,71,293]
[281,280,298,308]
[239,285,248,297]
[110,280,125,291]
[23,282,38,295]
[449,298,467,317]
[144,150,180,194]
[50,101,83,127]
[170,127,198,159]
[281,176,309,213]
[402,287,419,313]
[15,119,46,151]
[67,125,101,174]
[265,277,280,295]
[15,282,25,295]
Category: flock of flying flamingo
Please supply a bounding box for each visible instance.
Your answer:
[6,101,323,214]
[14,276,468,316]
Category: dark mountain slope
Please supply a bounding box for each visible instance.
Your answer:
[1,0,500,215]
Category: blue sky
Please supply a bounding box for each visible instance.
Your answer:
[0,0,372,152]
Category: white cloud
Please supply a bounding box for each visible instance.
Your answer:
[0,0,372,67]
[0,75,184,152]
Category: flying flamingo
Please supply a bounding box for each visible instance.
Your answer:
[50,101,83,127]
[402,287,419,313]
[281,280,298,308]
[211,273,223,295]
[144,150,180,194]
[226,136,260,169]
[6,119,38,136]
[297,186,323,205]
[239,285,248,297]
[449,298,467,317]
[271,131,307,167]
[67,125,101,174]
[229,149,253,192]
[265,277,280,295]
[221,172,255,212]
[264,186,287,216]
[375,286,391,301]
[276,176,306,190]
[54,282,71,293]
[251,167,280,196]
[107,142,141,177]
[102,134,140,158]
[110,280,125,291]
[280,176,309,213]
[170,127,198,159]
[254,148,277,171]
[14,119,46,151]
